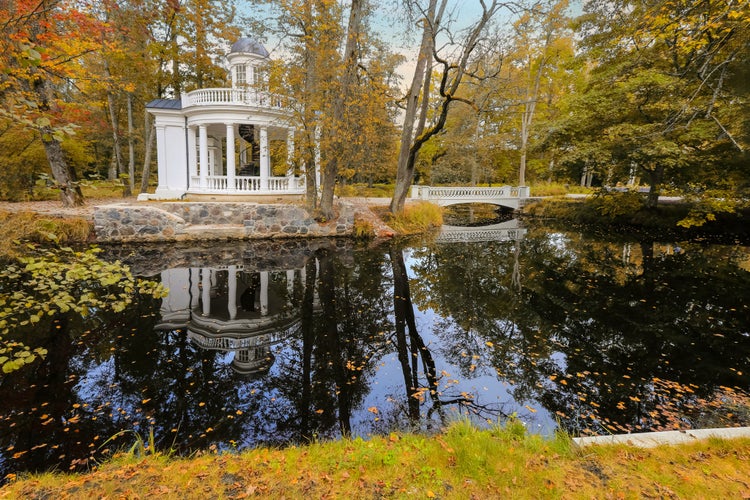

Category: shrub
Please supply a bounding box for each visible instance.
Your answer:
[352,218,374,239]
[529,182,594,197]
[387,201,443,235]
[587,190,645,218]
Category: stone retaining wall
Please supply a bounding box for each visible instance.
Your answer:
[93,201,362,243]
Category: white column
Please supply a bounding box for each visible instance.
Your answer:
[286,270,295,299]
[201,268,211,316]
[228,265,237,320]
[199,124,208,189]
[260,271,269,316]
[190,268,200,309]
[187,126,197,181]
[226,123,236,192]
[155,124,168,192]
[286,129,295,177]
[260,126,269,191]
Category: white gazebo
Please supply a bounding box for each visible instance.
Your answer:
[141,37,311,200]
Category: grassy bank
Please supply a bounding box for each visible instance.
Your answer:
[0,210,92,259]
[2,421,750,498]
[376,201,443,236]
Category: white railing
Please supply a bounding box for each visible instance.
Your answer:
[202,175,229,191]
[437,220,527,243]
[235,176,262,191]
[412,186,529,199]
[182,88,289,110]
[410,185,530,208]
[190,175,305,194]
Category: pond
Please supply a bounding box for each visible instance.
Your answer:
[2,217,750,480]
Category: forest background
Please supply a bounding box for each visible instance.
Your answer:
[0,0,747,223]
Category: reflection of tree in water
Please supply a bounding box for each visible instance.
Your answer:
[410,227,750,435]
[3,234,749,481]
[389,247,510,426]
[527,235,750,435]
[245,247,394,445]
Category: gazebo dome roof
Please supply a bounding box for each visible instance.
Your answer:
[229,37,269,58]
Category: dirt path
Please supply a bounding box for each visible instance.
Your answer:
[0,197,129,221]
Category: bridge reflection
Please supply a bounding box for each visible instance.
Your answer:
[437,218,526,243]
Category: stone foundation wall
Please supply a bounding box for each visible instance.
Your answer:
[93,202,361,243]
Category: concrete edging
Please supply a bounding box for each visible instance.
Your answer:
[573,427,750,448]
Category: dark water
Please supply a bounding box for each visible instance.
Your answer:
[2,220,750,480]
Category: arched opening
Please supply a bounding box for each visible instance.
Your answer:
[442,202,515,227]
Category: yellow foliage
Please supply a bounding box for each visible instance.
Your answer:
[386,201,443,235]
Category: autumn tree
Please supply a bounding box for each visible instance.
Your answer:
[318,0,368,218]
[253,0,343,211]
[389,0,504,214]
[0,0,109,206]
[180,0,241,90]
[508,0,572,186]
[569,0,750,209]
[253,0,401,216]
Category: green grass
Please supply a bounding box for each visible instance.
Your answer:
[3,421,750,498]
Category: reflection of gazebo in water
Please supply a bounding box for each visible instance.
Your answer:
[156,264,313,375]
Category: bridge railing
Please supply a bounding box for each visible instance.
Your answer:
[411,185,530,200]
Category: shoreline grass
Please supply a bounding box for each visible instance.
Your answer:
[379,201,443,235]
[0,210,92,259]
[2,421,750,498]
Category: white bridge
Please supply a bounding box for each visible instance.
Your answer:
[411,185,530,209]
[436,219,527,243]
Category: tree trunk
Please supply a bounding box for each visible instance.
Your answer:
[391,0,497,214]
[127,94,136,194]
[40,128,84,207]
[106,92,130,197]
[390,0,443,214]
[31,71,84,207]
[140,113,156,193]
[645,164,664,209]
[518,49,545,187]
[303,1,318,212]
[319,0,366,219]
